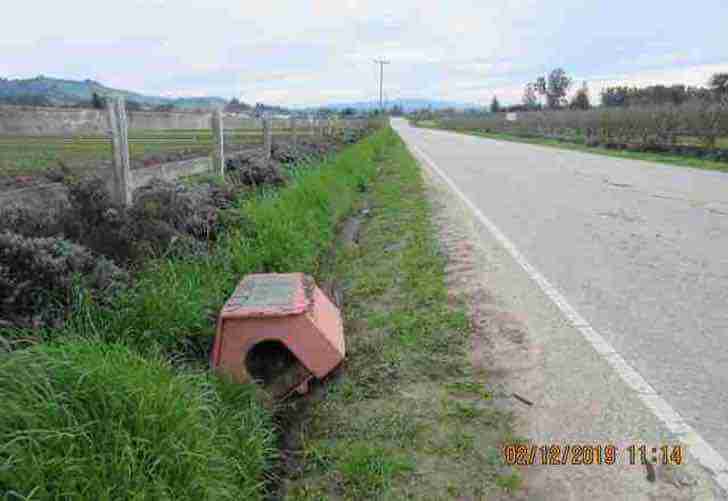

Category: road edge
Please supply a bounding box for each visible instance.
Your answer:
[404,137,728,497]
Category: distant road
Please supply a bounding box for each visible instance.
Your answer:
[393,118,728,492]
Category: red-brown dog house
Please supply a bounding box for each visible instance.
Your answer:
[211,273,345,396]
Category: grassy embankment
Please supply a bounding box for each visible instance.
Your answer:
[281,131,521,500]
[0,128,383,499]
[417,121,728,173]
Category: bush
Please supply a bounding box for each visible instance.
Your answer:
[0,342,275,500]
[60,177,219,263]
[0,232,127,328]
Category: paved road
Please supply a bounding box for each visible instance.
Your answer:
[393,119,728,494]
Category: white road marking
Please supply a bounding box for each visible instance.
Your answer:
[406,139,728,494]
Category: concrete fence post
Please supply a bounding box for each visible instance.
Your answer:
[262,117,272,162]
[107,96,132,207]
[210,109,225,177]
[290,116,297,146]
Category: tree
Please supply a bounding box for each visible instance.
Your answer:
[0,95,53,107]
[534,68,572,109]
[124,100,142,111]
[522,83,540,110]
[570,81,591,110]
[709,73,728,96]
[490,96,501,113]
[91,92,105,109]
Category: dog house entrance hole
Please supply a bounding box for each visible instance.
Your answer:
[245,340,308,396]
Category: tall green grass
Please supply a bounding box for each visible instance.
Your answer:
[0,342,275,500]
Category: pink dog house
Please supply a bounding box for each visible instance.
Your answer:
[211,273,345,396]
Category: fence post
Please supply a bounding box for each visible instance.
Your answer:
[290,116,297,146]
[262,117,272,162]
[210,109,225,177]
[107,96,132,207]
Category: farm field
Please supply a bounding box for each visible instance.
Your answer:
[415,113,728,173]
[427,127,728,173]
[0,128,308,180]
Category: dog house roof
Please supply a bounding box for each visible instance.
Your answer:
[220,273,314,319]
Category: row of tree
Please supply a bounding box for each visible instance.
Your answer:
[490,68,590,113]
[600,75,728,107]
[488,70,728,113]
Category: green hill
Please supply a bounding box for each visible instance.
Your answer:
[0,76,228,110]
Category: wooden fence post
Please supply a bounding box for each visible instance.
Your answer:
[211,109,225,177]
[107,96,132,207]
[290,116,297,146]
[262,117,272,162]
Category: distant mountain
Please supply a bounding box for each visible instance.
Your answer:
[0,76,228,110]
[317,99,483,113]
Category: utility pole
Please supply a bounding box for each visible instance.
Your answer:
[373,59,390,114]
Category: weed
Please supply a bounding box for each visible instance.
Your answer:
[0,341,276,500]
[338,444,414,499]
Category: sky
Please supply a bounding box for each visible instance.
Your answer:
[2,0,728,107]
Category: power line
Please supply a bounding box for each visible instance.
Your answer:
[373,59,390,113]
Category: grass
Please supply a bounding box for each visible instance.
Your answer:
[0,342,275,500]
[282,129,520,500]
[419,123,728,173]
[0,128,385,499]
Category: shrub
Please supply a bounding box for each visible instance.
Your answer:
[59,177,219,263]
[0,232,127,328]
[0,204,62,238]
[0,342,275,500]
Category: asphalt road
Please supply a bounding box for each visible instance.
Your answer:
[393,118,728,495]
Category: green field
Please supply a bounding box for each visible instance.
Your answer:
[0,128,316,178]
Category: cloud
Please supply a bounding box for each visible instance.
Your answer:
[2,0,728,106]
